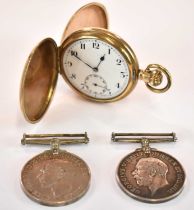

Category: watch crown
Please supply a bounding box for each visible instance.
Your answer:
[139,64,171,93]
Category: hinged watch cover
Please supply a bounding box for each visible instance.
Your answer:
[20,3,108,123]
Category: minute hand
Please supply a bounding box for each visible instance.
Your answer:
[73,54,94,70]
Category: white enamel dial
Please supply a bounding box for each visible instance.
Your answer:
[62,39,130,99]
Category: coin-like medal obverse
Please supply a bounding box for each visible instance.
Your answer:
[21,133,90,206]
[117,149,185,203]
[113,132,185,203]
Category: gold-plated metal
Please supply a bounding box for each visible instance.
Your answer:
[20,38,58,123]
[60,27,139,102]
[113,132,185,203]
[61,2,109,44]
[139,64,172,93]
[20,2,172,123]
[21,133,89,146]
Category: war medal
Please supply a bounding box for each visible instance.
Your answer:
[21,133,91,206]
[112,132,185,203]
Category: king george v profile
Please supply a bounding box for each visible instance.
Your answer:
[132,157,169,196]
[36,160,73,198]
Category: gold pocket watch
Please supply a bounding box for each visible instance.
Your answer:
[20,2,172,123]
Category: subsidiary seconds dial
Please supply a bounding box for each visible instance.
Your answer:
[84,74,110,96]
[62,39,130,100]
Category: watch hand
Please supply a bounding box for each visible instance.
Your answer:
[97,54,105,68]
[73,54,94,70]
[93,83,110,91]
[93,54,105,72]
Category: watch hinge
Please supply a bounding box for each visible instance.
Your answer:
[57,47,61,74]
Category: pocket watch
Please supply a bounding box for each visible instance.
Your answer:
[20,2,172,123]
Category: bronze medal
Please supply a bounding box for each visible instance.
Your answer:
[21,133,90,206]
[112,132,185,203]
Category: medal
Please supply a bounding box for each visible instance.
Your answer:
[112,132,185,203]
[21,133,90,206]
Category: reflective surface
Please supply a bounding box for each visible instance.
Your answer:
[61,2,108,43]
[117,150,185,203]
[20,38,58,123]
[21,150,90,206]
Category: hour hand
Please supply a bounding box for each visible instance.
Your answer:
[93,54,105,72]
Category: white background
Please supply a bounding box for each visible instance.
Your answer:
[0,0,194,209]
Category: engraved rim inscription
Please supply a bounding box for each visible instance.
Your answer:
[116,150,185,203]
[21,150,91,206]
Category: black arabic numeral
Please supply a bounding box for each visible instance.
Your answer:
[81,43,85,49]
[71,51,78,56]
[66,61,72,67]
[121,72,128,78]
[93,42,100,49]
[70,74,76,79]
[116,59,122,65]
